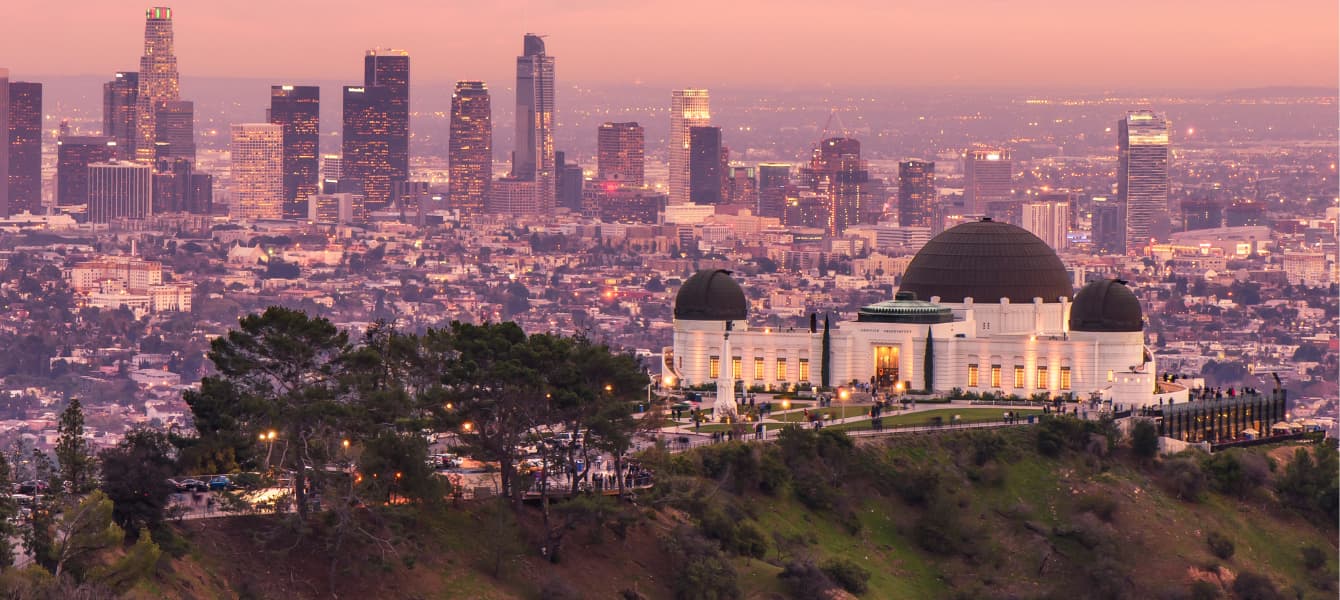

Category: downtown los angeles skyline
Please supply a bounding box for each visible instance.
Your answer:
[1,0,1337,90]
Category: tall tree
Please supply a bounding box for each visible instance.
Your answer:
[98,429,178,536]
[55,399,95,494]
[0,453,17,568]
[51,490,123,580]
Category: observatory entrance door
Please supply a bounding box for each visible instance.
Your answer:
[874,346,899,390]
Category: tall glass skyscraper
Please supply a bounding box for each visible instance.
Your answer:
[0,69,8,216]
[270,85,320,219]
[134,7,180,162]
[688,126,723,205]
[342,85,393,217]
[153,99,194,163]
[57,136,117,212]
[802,138,871,236]
[963,148,1012,216]
[897,159,936,228]
[8,81,42,215]
[669,89,710,205]
[230,123,283,221]
[448,81,492,216]
[365,49,409,208]
[512,34,556,213]
[1118,110,1169,255]
[597,122,644,187]
[103,72,138,159]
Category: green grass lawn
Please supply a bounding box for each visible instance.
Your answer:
[830,408,1044,432]
[773,405,870,423]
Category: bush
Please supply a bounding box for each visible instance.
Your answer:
[1189,580,1222,600]
[1206,531,1235,560]
[1231,571,1284,600]
[1203,450,1269,497]
[661,526,740,600]
[821,558,871,595]
[1162,456,1207,502]
[1300,545,1327,571]
[1075,493,1119,523]
[778,561,835,598]
[1131,420,1159,460]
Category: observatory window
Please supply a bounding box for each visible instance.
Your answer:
[776,359,788,381]
[1037,366,1049,390]
[1014,366,1025,389]
[754,358,764,381]
[799,359,810,382]
[967,364,979,387]
[991,365,1002,388]
[709,356,720,379]
[1060,367,1071,390]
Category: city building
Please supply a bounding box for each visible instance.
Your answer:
[269,85,320,219]
[689,126,723,205]
[1281,252,1328,287]
[88,161,152,223]
[1118,110,1170,255]
[728,166,757,206]
[341,84,393,215]
[1090,197,1125,254]
[555,151,583,211]
[134,7,180,162]
[308,192,357,225]
[669,89,710,205]
[56,136,118,213]
[897,160,936,228]
[756,162,790,218]
[153,100,194,163]
[1182,198,1223,231]
[1022,200,1070,251]
[801,137,873,236]
[586,186,666,224]
[597,122,644,187]
[963,148,1012,216]
[230,123,283,220]
[8,81,41,215]
[102,71,138,157]
[365,49,409,209]
[487,177,539,215]
[512,34,556,213]
[1225,201,1266,227]
[0,68,8,215]
[448,81,491,216]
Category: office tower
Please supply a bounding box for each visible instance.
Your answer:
[153,100,194,162]
[963,148,1012,215]
[0,69,7,216]
[802,137,871,236]
[590,188,667,224]
[597,122,644,187]
[57,136,117,211]
[103,72,138,157]
[308,192,357,224]
[448,81,491,216]
[512,34,556,213]
[152,157,205,214]
[1118,110,1169,254]
[669,89,710,205]
[270,85,320,219]
[1225,200,1265,227]
[134,7,180,162]
[555,151,583,211]
[756,162,790,218]
[897,160,936,228]
[230,124,283,220]
[688,126,723,205]
[365,49,409,205]
[729,166,757,206]
[1022,200,1070,251]
[188,171,212,214]
[487,177,538,215]
[322,154,342,182]
[8,81,41,215]
[88,161,152,223]
[1090,197,1125,255]
[1182,197,1222,231]
[342,85,393,213]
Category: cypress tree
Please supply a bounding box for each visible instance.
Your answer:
[821,315,831,388]
[923,329,934,393]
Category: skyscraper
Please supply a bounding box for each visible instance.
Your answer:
[230,124,283,220]
[365,49,409,207]
[1022,200,1070,251]
[512,34,556,213]
[134,7,180,162]
[1182,197,1222,231]
[801,138,871,236]
[0,69,8,215]
[8,81,41,215]
[756,162,790,218]
[88,161,152,223]
[342,85,393,215]
[897,160,936,228]
[1089,197,1125,255]
[57,136,117,212]
[689,126,723,205]
[153,99,194,162]
[555,151,583,211]
[1118,110,1169,255]
[270,85,320,219]
[448,81,491,216]
[103,72,138,157]
[963,148,1012,216]
[669,89,710,205]
[597,122,644,187]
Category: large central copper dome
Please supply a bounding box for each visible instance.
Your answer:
[898,219,1073,304]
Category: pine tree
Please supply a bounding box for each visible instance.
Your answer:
[56,399,95,494]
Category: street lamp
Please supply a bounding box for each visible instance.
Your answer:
[462,422,474,432]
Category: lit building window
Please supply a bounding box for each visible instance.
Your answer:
[776,358,787,381]
[732,357,742,378]
[754,357,764,381]
[967,364,979,387]
[1014,365,1025,388]
[1037,366,1049,389]
[799,359,810,382]
[1107,370,1114,382]
[709,356,720,379]
[991,365,1002,388]
[1060,367,1071,390]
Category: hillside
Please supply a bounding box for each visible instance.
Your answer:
[139,424,1337,600]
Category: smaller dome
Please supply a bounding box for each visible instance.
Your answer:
[674,269,748,321]
[1069,279,1143,332]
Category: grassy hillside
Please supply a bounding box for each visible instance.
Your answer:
[141,422,1337,600]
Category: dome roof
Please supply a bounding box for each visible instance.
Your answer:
[898,219,1073,304]
[674,269,748,321]
[857,291,955,324]
[1069,278,1143,332]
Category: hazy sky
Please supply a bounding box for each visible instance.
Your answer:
[4,0,1337,90]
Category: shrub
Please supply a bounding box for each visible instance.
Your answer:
[821,558,871,595]
[1075,493,1119,523]
[1203,450,1269,497]
[1206,531,1235,560]
[1189,580,1221,600]
[778,561,835,598]
[1131,420,1159,460]
[895,464,941,506]
[661,526,740,600]
[1300,545,1327,571]
[1231,571,1284,600]
[1162,456,1207,502]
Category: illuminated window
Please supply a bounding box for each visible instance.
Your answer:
[1107,370,1114,382]
[967,364,979,387]
[1037,366,1049,389]
[732,357,742,378]
[1014,366,1025,388]
[1060,367,1071,390]
[754,358,764,381]
[991,365,1002,388]
[799,359,810,382]
[709,356,720,379]
[776,359,788,381]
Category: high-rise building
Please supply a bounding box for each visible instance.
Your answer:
[448,81,491,216]
[1022,200,1070,251]
[88,161,152,223]
[1089,197,1125,255]
[802,138,871,236]
[963,148,1012,215]
[756,162,790,218]
[512,34,556,213]
[0,69,8,215]
[230,124,283,220]
[152,158,193,213]
[342,85,393,214]
[365,49,409,206]
[1225,200,1265,228]
[321,154,342,182]
[270,85,320,219]
[1118,110,1169,255]
[669,89,710,205]
[555,151,583,211]
[597,122,644,187]
[689,126,723,205]
[57,136,118,211]
[729,166,757,206]
[487,177,538,215]
[8,81,41,216]
[897,160,936,228]
[1182,197,1222,231]
[188,171,212,214]
[103,72,138,157]
[153,100,194,163]
[134,7,180,162]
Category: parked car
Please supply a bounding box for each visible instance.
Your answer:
[208,476,231,491]
[178,478,208,492]
[16,480,48,495]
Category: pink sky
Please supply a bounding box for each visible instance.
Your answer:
[4,0,1337,89]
